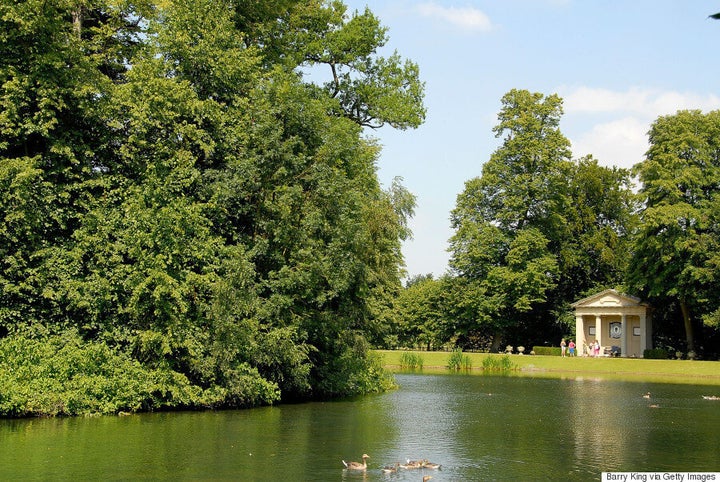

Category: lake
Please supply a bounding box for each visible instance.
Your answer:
[2,373,719,480]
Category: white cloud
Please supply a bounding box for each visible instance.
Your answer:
[416,3,493,32]
[562,86,720,117]
[560,86,720,169]
[570,117,649,170]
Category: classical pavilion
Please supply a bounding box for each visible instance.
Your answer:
[571,289,651,358]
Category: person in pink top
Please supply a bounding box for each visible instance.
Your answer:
[568,340,575,356]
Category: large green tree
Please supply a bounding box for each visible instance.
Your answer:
[629,110,720,354]
[449,90,636,350]
[0,0,424,413]
[449,90,570,350]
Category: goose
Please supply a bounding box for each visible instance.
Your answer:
[422,459,441,469]
[649,404,660,408]
[423,476,433,482]
[642,392,651,399]
[342,454,369,470]
[399,459,423,469]
[381,463,399,473]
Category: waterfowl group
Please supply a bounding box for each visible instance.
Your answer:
[399,459,442,470]
[342,454,369,471]
[342,453,441,472]
[702,395,720,400]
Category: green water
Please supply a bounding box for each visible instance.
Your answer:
[2,374,719,480]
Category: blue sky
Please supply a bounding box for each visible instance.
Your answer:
[342,0,720,279]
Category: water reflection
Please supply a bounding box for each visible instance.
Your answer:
[1,374,719,480]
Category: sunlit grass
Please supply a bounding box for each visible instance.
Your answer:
[376,350,720,385]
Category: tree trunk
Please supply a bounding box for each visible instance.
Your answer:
[72,7,82,38]
[490,331,503,353]
[679,298,695,352]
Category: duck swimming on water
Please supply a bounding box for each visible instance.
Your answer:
[399,459,423,469]
[422,459,441,469]
[381,463,399,473]
[342,454,369,470]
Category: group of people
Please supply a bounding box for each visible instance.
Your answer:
[561,338,601,357]
[560,339,575,357]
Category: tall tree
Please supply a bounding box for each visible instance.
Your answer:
[448,90,637,350]
[1,0,424,411]
[629,110,720,353]
[449,90,570,350]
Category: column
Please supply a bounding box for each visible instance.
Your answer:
[596,315,603,355]
[621,314,628,358]
[575,315,584,356]
[639,312,647,357]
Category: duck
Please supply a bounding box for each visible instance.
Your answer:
[399,459,423,469]
[421,459,442,469]
[342,454,369,470]
[381,463,399,473]
[423,476,433,482]
[643,392,651,399]
[649,404,660,408]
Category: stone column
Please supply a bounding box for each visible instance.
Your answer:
[595,315,602,354]
[621,314,628,358]
[575,315,584,356]
[639,312,647,357]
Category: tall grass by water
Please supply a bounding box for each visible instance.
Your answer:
[447,348,472,370]
[399,351,424,369]
[482,354,517,372]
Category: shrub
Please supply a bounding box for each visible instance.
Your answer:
[447,348,471,370]
[644,348,670,359]
[532,346,562,356]
[399,352,424,369]
[0,331,282,417]
[482,355,517,372]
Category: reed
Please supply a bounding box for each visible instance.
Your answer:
[447,348,472,370]
[399,351,424,369]
[482,354,518,372]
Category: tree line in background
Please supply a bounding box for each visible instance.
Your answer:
[385,90,720,359]
[0,0,424,416]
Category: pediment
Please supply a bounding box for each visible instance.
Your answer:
[571,289,644,309]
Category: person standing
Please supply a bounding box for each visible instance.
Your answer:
[568,340,575,357]
[560,339,567,357]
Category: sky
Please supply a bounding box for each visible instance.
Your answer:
[341,0,720,280]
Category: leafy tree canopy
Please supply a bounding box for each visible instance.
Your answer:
[629,110,720,352]
[0,0,423,414]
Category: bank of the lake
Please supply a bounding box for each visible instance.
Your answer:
[377,350,720,385]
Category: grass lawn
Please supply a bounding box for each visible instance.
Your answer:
[376,349,720,386]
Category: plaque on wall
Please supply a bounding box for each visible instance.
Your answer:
[609,322,622,339]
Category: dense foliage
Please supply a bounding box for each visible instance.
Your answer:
[629,110,720,354]
[0,0,423,415]
[445,90,637,352]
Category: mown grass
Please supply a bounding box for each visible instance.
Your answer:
[376,350,720,386]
